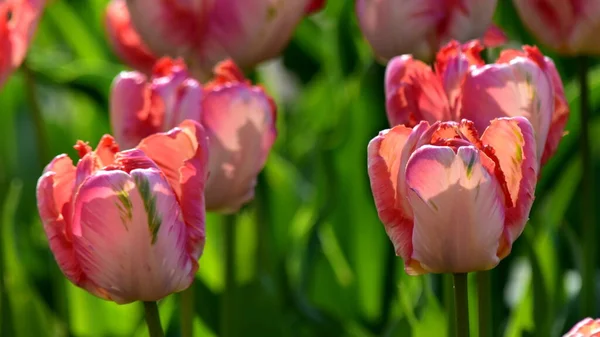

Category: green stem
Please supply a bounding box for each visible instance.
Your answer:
[453,273,470,337]
[143,301,164,337]
[180,284,194,337]
[477,272,492,337]
[445,274,456,337]
[22,63,49,164]
[220,215,236,337]
[578,56,596,317]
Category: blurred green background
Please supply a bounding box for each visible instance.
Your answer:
[0,1,599,336]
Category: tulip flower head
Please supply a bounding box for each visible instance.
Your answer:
[513,0,600,55]
[37,120,208,304]
[386,40,569,165]
[564,318,600,337]
[0,0,45,87]
[368,118,538,274]
[111,58,277,213]
[107,0,325,78]
[355,0,498,61]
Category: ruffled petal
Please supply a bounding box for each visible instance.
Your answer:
[460,57,553,162]
[70,168,193,303]
[481,117,537,257]
[385,55,451,127]
[367,122,429,263]
[37,155,82,285]
[434,40,484,114]
[406,145,505,273]
[136,120,208,259]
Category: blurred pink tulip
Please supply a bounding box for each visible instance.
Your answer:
[111,58,277,213]
[513,0,600,55]
[107,0,324,79]
[37,120,209,304]
[563,318,600,337]
[0,0,45,87]
[105,0,157,74]
[386,40,568,165]
[355,0,498,61]
[368,118,538,274]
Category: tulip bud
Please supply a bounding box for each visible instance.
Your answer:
[563,318,600,337]
[113,0,324,78]
[355,0,498,61]
[105,0,158,74]
[513,0,600,55]
[37,120,209,304]
[368,118,538,274]
[110,58,277,213]
[386,40,569,165]
[0,0,45,87]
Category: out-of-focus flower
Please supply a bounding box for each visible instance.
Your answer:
[0,0,45,87]
[37,120,209,304]
[482,24,508,48]
[367,118,537,275]
[108,0,324,79]
[306,0,326,14]
[111,58,277,213]
[105,0,157,74]
[513,0,600,55]
[563,318,600,337]
[385,40,568,165]
[355,0,498,61]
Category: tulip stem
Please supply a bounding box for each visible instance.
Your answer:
[578,56,596,317]
[453,273,470,337]
[221,215,237,337]
[22,62,50,164]
[477,271,492,337]
[445,274,456,337]
[143,301,164,337]
[180,283,194,337]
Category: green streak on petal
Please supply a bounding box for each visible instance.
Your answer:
[429,200,439,211]
[466,154,476,178]
[133,175,162,244]
[113,185,133,230]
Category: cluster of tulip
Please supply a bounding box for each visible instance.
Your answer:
[0,0,596,335]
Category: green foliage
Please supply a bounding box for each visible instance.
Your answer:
[1,1,599,336]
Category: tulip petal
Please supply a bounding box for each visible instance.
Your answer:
[367,122,430,263]
[105,0,158,74]
[460,57,553,161]
[434,40,484,113]
[540,56,569,164]
[110,71,163,149]
[71,168,193,303]
[406,145,505,273]
[482,24,508,48]
[137,120,208,259]
[37,155,82,284]
[385,55,450,127]
[482,117,537,255]
[201,84,276,212]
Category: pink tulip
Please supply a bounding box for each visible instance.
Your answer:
[108,0,324,79]
[386,40,569,165]
[37,120,208,304]
[0,0,45,87]
[563,318,600,337]
[513,0,600,55]
[368,118,537,274]
[355,0,498,61]
[110,58,277,213]
[105,0,157,74]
